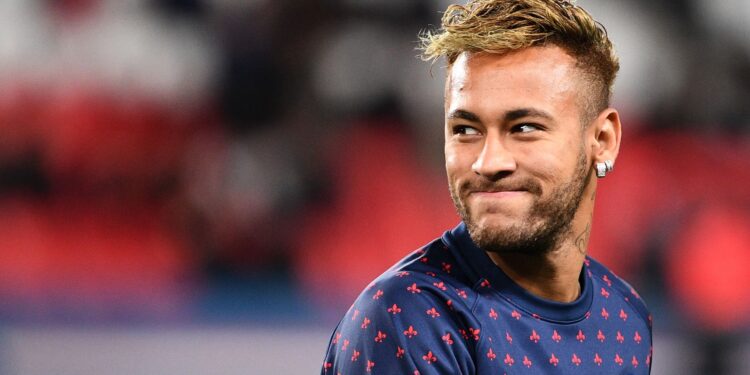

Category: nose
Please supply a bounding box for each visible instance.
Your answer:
[471,135,517,179]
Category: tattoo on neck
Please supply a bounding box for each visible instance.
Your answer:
[574,222,591,255]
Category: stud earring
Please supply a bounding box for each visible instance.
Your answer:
[604,160,614,173]
[596,160,614,178]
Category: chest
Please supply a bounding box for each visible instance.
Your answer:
[470,295,651,374]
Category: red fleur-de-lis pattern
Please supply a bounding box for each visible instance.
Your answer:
[523,355,532,368]
[387,304,401,315]
[422,351,437,364]
[549,353,559,367]
[571,353,582,366]
[529,330,540,343]
[441,333,453,345]
[403,326,418,338]
[322,225,652,374]
[486,348,496,361]
[488,308,498,320]
[576,329,586,342]
[551,330,562,343]
[374,331,387,343]
[615,353,624,366]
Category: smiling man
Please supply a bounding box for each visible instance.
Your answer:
[321,1,652,374]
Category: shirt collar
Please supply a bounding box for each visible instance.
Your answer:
[442,222,594,323]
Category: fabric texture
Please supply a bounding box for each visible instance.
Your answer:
[322,222,652,374]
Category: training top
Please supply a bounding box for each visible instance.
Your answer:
[321,222,652,374]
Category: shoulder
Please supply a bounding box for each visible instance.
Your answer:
[586,256,652,327]
[347,239,479,327]
[321,239,481,374]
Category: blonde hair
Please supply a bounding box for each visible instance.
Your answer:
[420,0,619,118]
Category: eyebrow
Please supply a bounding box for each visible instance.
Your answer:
[504,108,554,122]
[446,109,480,122]
[447,108,554,123]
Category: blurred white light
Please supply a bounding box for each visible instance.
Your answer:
[693,0,750,49]
[313,22,404,110]
[578,0,687,120]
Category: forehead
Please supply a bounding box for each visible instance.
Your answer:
[446,46,583,118]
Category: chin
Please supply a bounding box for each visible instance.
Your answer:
[473,217,516,234]
[468,216,520,240]
[471,208,528,228]
[468,194,531,214]
[465,214,556,255]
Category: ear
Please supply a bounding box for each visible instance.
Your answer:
[590,108,621,166]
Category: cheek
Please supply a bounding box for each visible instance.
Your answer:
[516,143,567,181]
[444,148,458,170]
[444,144,470,179]
[543,141,586,182]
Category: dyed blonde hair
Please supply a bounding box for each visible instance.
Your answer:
[420,0,619,120]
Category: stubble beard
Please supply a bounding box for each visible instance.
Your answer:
[450,149,590,256]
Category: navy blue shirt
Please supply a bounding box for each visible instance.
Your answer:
[321,223,652,374]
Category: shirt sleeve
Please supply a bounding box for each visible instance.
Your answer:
[321,274,478,375]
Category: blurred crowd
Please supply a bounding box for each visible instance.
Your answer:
[0,0,749,373]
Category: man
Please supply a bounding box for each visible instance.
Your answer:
[321,0,652,373]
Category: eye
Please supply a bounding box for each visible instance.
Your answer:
[452,125,481,136]
[512,123,541,133]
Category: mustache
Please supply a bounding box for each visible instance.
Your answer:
[460,177,543,196]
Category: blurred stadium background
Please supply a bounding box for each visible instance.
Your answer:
[0,0,748,373]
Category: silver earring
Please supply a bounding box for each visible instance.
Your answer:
[604,160,614,173]
[596,160,614,178]
[596,162,607,178]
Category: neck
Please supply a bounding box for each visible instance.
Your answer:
[486,242,585,302]
[486,188,596,303]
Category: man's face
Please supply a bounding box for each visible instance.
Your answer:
[445,46,593,255]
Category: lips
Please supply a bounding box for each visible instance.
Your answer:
[464,182,539,196]
[470,187,527,194]
[470,190,527,199]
